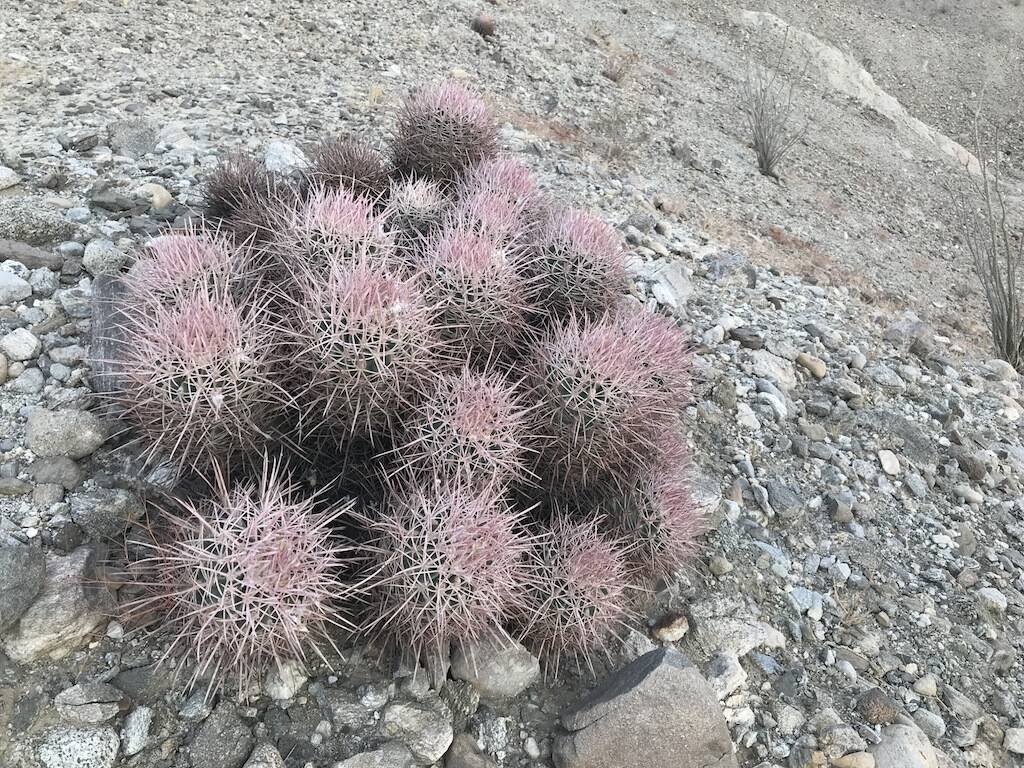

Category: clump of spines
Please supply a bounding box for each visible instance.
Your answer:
[307,137,391,204]
[520,516,635,675]
[364,479,533,665]
[116,284,285,471]
[392,81,499,186]
[116,81,703,692]
[395,368,533,486]
[123,460,354,694]
[284,254,441,440]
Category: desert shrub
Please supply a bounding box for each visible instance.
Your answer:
[952,121,1024,370]
[115,82,703,691]
[740,32,807,180]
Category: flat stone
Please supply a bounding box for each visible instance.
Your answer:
[332,742,415,768]
[36,726,119,768]
[451,634,540,702]
[0,239,63,269]
[54,682,124,724]
[877,450,901,476]
[121,705,153,756]
[444,734,496,768]
[0,269,31,304]
[382,696,453,764]
[242,743,286,768]
[796,352,827,379]
[189,703,255,768]
[869,724,937,768]
[264,140,308,175]
[750,350,797,391]
[554,648,737,768]
[1004,728,1024,755]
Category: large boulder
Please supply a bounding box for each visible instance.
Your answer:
[870,724,938,768]
[2,545,112,662]
[553,648,737,768]
[26,408,107,460]
[189,703,255,768]
[0,542,46,633]
[450,634,540,702]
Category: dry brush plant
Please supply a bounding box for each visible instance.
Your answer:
[740,30,808,181]
[952,118,1024,371]
[111,80,705,693]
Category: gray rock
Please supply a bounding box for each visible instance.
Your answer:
[121,706,153,756]
[2,545,112,662]
[912,708,946,741]
[553,648,737,768]
[57,286,92,318]
[70,488,145,539]
[0,166,22,190]
[264,140,308,175]
[26,408,107,459]
[0,197,75,245]
[83,239,126,276]
[1,327,42,361]
[12,366,45,393]
[333,742,416,768]
[262,658,308,701]
[243,743,286,768]
[382,695,454,764]
[29,266,59,296]
[869,724,937,768]
[451,635,540,702]
[190,703,255,768]
[444,733,496,768]
[1004,728,1024,755]
[766,479,803,519]
[0,542,46,632]
[36,726,119,768]
[107,118,158,158]
[0,269,31,304]
[54,682,124,724]
[707,651,746,699]
[0,238,64,269]
[30,456,84,489]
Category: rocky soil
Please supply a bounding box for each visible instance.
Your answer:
[1,1,1023,768]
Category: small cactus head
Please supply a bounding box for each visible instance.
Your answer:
[462,156,538,204]
[396,367,533,485]
[530,313,667,495]
[606,461,703,581]
[201,151,298,244]
[520,516,634,675]
[285,254,442,439]
[307,137,391,204]
[123,228,240,308]
[530,208,628,321]
[383,177,448,257]
[364,479,534,665]
[116,284,285,471]
[392,81,499,187]
[612,303,691,412]
[123,459,356,695]
[423,224,529,361]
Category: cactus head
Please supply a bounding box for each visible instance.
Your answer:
[287,254,441,439]
[383,177,448,258]
[123,228,240,308]
[277,186,395,270]
[365,479,533,665]
[462,156,538,203]
[124,460,355,694]
[520,516,634,675]
[307,137,391,204]
[612,303,691,412]
[531,314,667,494]
[201,151,298,244]
[116,284,284,471]
[392,81,499,187]
[397,367,533,485]
[423,224,529,361]
[531,208,628,321]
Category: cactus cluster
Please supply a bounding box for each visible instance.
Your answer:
[116,81,703,689]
